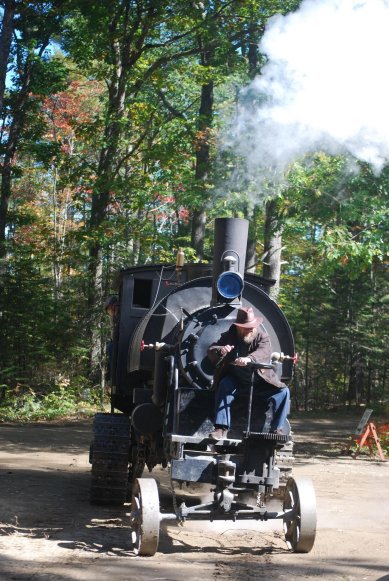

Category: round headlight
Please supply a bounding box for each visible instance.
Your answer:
[216,271,244,300]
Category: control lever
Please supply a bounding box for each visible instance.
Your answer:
[271,352,298,364]
[246,361,274,370]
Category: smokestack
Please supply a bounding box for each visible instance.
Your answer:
[212,218,249,305]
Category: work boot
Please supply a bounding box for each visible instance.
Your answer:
[209,427,228,440]
[271,428,284,435]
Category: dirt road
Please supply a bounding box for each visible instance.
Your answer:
[0,413,388,580]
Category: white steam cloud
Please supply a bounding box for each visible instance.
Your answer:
[225,0,389,192]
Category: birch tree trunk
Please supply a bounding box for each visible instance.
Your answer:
[262,199,283,300]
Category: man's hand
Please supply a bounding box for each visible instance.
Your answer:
[219,345,234,357]
[234,356,251,366]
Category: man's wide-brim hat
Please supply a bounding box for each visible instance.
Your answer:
[234,307,263,328]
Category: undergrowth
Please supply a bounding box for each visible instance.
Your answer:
[0,376,109,421]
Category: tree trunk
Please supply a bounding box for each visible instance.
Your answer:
[0,164,11,260]
[88,245,104,385]
[0,52,32,259]
[247,22,260,79]
[191,50,214,259]
[262,199,283,300]
[347,347,363,404]
[0,0,15,112]
[191,210,206,258]
[245,205,260,272]
[87,48,127,380]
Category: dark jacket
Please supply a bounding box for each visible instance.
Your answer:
[207,325,284,389]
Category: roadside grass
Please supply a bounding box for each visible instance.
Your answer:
[0,379,110,422]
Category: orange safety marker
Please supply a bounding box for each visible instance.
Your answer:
[353,422,386,462]
[344,409,372,455]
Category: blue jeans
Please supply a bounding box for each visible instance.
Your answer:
[214,374,290,430]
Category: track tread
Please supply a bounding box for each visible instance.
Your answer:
[90,413,130,505]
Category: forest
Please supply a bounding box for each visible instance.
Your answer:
[0,0,388,419]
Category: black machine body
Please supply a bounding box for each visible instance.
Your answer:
[89,218,317,556]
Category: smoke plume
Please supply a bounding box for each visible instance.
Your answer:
[225,0,389,193]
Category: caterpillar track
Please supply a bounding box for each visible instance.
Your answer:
[89,413,130,505]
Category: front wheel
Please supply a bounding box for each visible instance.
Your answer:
[130,478,160,556]
[283,476,317,553]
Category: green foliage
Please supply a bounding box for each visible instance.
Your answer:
[29,56,69,96]
[278,155,389,409]
[0,376,104,421]
[0,0,388,419]
[0,242,91,394]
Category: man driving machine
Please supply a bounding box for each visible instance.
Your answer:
[207,307,290,440]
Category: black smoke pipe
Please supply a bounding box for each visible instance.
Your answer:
[211,217,249,305]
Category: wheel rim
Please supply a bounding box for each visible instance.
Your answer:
[283,477,316,553]
[130,478,160,556]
